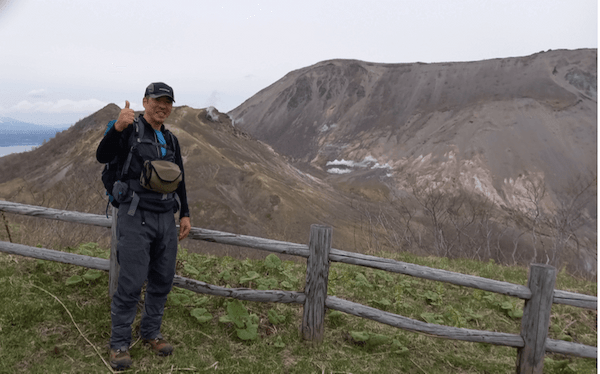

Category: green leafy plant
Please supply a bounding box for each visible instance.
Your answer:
[168,292,191,306]
[65,269,103,285]
[423,290,442,305]
[500,301,523,319]
[420,312,444,324]
[348,331,391,348]
[268,309,286,325]
[190,307,213,323]
[219,300,259,341]
[264,253,282,270]
[240,271,261,284]
[183,263,200,276]
[353,272,373,289]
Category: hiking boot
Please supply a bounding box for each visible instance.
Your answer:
[143,335,174,356]
[109,348,132,370]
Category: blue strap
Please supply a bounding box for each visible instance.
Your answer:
[105,120,117,136]
[155,130,167,157]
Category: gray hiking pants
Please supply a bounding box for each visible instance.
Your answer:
[110,204,178,350]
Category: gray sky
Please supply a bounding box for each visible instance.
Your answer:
[0,0,597,125]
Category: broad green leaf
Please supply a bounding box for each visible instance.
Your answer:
[227,300,249,328]
[236,323,258,340]
[66,275,83,285]
[240,271,261,283]
[274,336,286,348]
[282,271,298,284]
[353,273,372,288]
[421,312,444,324]
[169,293,190,306]
[184,264,200,275]
[218,270,231,281]
[264,254,282,269]
[193,296,209,306]
[82,269,102,281]
[367,333,390,346]
[281,281,293,289]
[268,309,286,324]
[349,331,369,342]
[508,308,523,318]
[373,298,391,307]
[190,308,212,323]
[500,301,514,310]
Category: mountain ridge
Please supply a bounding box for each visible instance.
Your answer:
[0,49,596,276]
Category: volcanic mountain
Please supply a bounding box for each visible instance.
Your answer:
[229,48,597,274]
[230,49,596,205]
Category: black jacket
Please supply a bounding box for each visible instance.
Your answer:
[96,115,190,219]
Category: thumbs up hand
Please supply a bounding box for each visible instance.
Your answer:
[115,100,135,132]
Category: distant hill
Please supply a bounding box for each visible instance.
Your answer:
[0,105,363,258]
[0,117,70,147]
[0,117,70,133]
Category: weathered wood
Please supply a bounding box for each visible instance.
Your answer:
[302,225,332,343]
[0,241,109,270]
[188,227,310,258]
[325,296,525,347]
[173,276,306,304]
[109,207,119,299]
[0,202,595,310]
[0,200,112,228]
[553,289,597,310]
[329,248,533,300]
[545,338,597,359]
[517,264,557,374]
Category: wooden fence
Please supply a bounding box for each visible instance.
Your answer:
[0,201,596,373]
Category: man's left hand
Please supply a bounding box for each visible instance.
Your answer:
[179,217,191,241]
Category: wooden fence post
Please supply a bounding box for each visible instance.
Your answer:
[517,264,557,374]
[301,224,332,343]
[109,206,120,298]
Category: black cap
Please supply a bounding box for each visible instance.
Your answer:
[144,82,175,102]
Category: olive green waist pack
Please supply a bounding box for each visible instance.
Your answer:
[140,160,182,194]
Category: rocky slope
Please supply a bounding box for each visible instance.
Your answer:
[229,49,597,275]
[230,49,596,212]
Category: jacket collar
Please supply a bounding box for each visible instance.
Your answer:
[140,114,165,132]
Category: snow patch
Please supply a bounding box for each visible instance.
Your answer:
[326,155,392,174]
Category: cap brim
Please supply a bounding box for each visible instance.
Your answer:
[148,93,175,102]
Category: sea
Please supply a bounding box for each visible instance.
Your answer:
[0,132,65,157]
[0,145,37,157]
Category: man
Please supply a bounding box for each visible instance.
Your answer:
[96,82,191,370]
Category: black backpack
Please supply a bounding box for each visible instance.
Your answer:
[101,119,121,210]
[101,118,177,215]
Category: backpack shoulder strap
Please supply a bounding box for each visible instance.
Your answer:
[163,129,178,152]
[120,117,142,179]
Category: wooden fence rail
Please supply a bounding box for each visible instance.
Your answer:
[0,201,596,372]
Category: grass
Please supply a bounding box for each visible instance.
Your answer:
[0,242,596,374]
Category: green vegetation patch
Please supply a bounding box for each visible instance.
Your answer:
[0,245,596,373]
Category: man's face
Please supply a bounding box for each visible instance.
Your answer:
[143,96,173,127]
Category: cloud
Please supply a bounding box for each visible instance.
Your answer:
[27,88,47,97]
[2,99,109,114]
